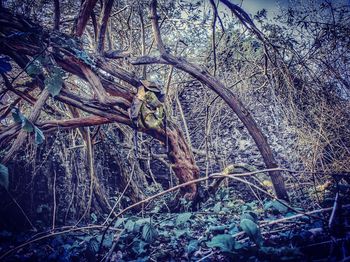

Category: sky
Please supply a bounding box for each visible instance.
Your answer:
[235,0,287,16]
[230,0,349,17]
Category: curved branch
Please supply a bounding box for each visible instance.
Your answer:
[130,55,167,65]
[149,0,289,200]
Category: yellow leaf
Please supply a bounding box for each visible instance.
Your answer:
[262,180,273,187]
[222,164,235,175]
[137,86,146,100]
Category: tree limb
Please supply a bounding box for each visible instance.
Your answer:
[149,0,289,200]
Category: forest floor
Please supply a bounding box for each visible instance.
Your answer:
[0,183,349,262]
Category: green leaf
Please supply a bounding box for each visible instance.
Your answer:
[260,246,303,259]
[134,218,151,233]
[174,228,188,238]
[159,220,174,228]
[240,218,263,247]
[73,49,94,65]
[260,246,277,256]
[104,236,113,249]
[208,225,226,234]
[11,107,34,132]
[21,118,34,132]
[45,66,65,97]
[241,211,258,223]
[142,223,158,243]
[206,234,235,252]
[213,202,222,212]
[186,239,198,254]
[34,126,45,144]
[135,257,149,262]
[132,239,147,255]
[26,59,42,76]
[11,108,44,143]
[135,218,151,225]
[114,217,127,228]
[125,220,135,233]
[88,237,99,253]
[176,212,192,226]
[264,200,288,214]
[228,225,239,234]
[11,107,24,123]
[90,213,97,223]
[0,164,9,190]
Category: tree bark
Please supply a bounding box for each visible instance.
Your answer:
[73,0,98,37]
[166,124,200,200]
[53,0,60,31]
[97,0,114,54]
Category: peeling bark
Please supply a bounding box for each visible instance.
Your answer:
[165,125,200,199]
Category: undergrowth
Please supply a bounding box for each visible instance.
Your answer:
[0,180,349,262]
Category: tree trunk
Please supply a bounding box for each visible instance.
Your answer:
[73,0,98,36]
[166,124,200,200]
[97,0,114,54]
